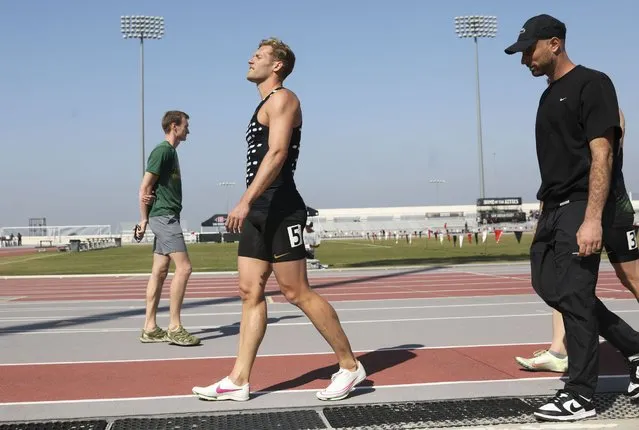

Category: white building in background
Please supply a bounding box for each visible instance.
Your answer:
[310,200,639,239]
[4,198,639,246]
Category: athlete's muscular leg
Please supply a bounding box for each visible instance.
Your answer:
[144,253,170,332]
[228,257,272,386]
[550,308,568,355]
[273,259,357,371]
[167,251,193,330]
[611,260,639,302]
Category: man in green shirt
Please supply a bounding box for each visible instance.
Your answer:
[136,110,200,347]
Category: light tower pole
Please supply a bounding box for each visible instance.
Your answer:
[121,15,165,177]
[454,15,498,199]
[218,181,236,214]
[429,179,446,204]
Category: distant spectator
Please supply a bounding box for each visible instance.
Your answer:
[303,222,320,259]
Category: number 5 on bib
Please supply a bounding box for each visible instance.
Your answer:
[287,224,303,248]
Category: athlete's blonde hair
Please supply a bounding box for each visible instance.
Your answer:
[259,37,295,80]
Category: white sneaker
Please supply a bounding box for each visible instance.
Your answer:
[515,349,568,373]
[316,360,366,401]
[627,354,639,399]
[192,376,249,401]
[534,389,596,422]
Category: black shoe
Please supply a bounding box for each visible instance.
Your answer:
[533,389,596,422]
[627,355,639,400]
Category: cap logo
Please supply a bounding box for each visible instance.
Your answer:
[519,28,526,34]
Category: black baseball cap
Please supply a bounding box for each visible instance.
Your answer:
[504,14,566,55]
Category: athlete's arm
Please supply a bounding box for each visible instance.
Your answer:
[577,75,620,256]
[585,131,614,222]
[577,130,614,256]
[138,172,159,229]
[240,90,299,206]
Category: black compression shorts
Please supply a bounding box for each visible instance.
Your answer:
[237,209,308,263]
[604,225,639,264]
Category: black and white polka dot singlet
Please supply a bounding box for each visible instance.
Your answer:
[245,87,305,212]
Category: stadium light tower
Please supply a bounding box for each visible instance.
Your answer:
[121,15,165,177]
[218,181,236,214]
[454,15,497,199]
[429,179,446,205]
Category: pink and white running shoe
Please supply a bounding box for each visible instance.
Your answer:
[192,376,249,401]
[316,360,367,401]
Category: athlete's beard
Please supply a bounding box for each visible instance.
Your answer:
[538,54,557,79]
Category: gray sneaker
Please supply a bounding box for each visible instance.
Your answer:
[139,326,168,343]
[167,326,201,346]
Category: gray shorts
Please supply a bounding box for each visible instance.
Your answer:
[148,215,187,255]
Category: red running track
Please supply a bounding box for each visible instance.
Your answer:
[0,269,636,406]
[0,270,635,302]
[0,343,631,403]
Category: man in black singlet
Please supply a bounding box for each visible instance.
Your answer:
[192,38,366,402]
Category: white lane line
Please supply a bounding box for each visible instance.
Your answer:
[461,270,532,282]
[5,284,534,300]
[0,300,552,321]
[340,241,393,248]
[3,308,639,335]
[2,314,550,334]
[0,297,26,302]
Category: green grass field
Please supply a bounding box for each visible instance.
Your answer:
[0,232,536,276]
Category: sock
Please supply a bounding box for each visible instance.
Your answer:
[548,350,567,360]
[225,376,247,388]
